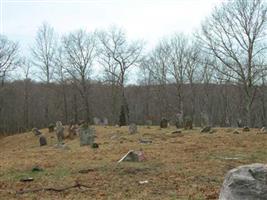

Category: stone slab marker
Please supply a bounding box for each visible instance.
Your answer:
[219,163,267,200]
[80,126,95,146]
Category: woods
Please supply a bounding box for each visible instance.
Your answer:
[0,0,267,134]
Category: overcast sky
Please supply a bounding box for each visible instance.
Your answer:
[1,0,223,51]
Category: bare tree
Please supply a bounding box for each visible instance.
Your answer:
[97,27,143,125]
[143,42,171,119]
[31,22,57,125]
[54,47,69,124]
[62,30,97,123]
[199,0,267,126]
[20,58,32,130]
[0,35,19,86]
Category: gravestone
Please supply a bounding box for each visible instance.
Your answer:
[129,123,137,134]
[175,112,183,128]
[55,121,64,144]
[160,118,168,128]
[200,112,209,127]
[80,126,95,146]
[32,128,42,136]
[219,163,267,200]
[103,118,108,126]
[93,117,100,125]
[184,117,193,130]
[39,135,47,146]
[146,120,153,126]
[48,123,55,132]
[237,119,243,128]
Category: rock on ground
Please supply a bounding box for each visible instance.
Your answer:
[219,163,267,200]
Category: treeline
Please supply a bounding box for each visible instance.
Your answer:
[1,80,267,134]
[0,0,267,134]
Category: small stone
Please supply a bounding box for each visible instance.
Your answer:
[92,143,99,148]
[243,126,250,132]
[233,130,240,134]
[139,139,152,144]
[172,130,182,134]
[201,126,211,133]
[32,128,41,136]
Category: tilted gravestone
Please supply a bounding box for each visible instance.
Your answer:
[80,126,95,146]
[129,123,138,134]
[219,163,267,200]
[39,135,47,146]
[55,121,64,144]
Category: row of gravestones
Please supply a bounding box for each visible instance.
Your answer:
[33,121,98,148]
[160,118,193,129]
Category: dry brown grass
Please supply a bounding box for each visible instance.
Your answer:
[0,126,267,200]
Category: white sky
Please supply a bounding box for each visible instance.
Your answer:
[1,0,223,51]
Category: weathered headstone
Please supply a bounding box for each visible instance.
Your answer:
[32,128,42,136]
[39,135,47,146]
[129,123,138,134]
[80,125,95,146]
[219,163,267,200]
[55,121,64,144]
[160,118,168,128]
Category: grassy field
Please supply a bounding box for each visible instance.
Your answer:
[0,126,267,200]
